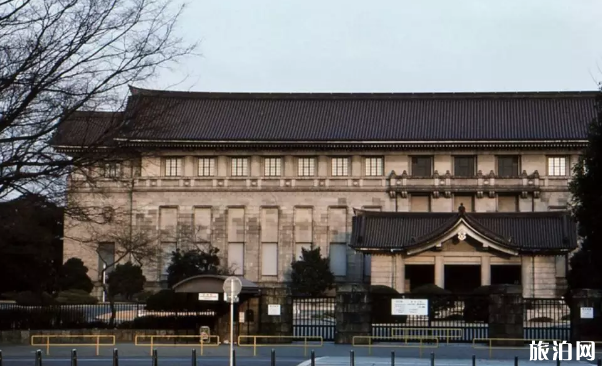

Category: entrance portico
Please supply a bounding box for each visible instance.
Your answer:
[350,206,577,297]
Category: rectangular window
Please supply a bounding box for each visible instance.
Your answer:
[231,158,248,177]
[264,157,282,177]
[453,156,476,177]
[497,156,520,177]
[198,158,215,177]
[228,243,245,275]
[364,157,384,176]
[103,162,121,178]
[164,158,182,177]
[329,243,347,276]
[548,156,568,176]
[411,156,433,176]
[410,195,430,212]
[453,195,474,212]
[331,157,349,176]
[498,194,518,212]
[261,243,278,276]
[297,158,315,177]
[97,243,115,280]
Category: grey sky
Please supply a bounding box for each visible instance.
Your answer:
[145,0,602,93]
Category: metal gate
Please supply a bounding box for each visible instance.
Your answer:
[293,297,336,341]
[524,298,571,341]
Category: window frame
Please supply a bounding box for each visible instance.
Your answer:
[261,243,279,276]
[297,157,316,177]
[410,156,433,177]
[364,156,384,176]
[102,162,122,178]
[197,157,216,177]
[164,157,182,177]
[496,155,520,177]
[453,155,476,177]
[230,157,249,177]
[331,157,350,177]
[263,157,282,177]
[547,156,568,177]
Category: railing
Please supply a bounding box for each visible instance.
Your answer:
[352,336,439,357]
[237,335,323,357]
[390,327,464,343]
[134,334,221,355]
[30,335,115,356]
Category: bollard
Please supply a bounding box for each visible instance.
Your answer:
[430,352,435,366]
[311,350,316,366]
[233,349,236,366]
[391,351,395,366]
[35,349,43,366]
[514,356,518,366]
[192,349,197,366]
[350,350,355,366]
[152,349,158,366]
[557,358,560,366]
[598,359,601,366]
[0,349,3,366]
[472,355,476,366]
[71,349,77,366]
[112,348,118,366]
[271,349,276,366]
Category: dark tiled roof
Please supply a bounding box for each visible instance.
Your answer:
[350,209,577,253]
[52,111,124,147]
[53,87,597,146]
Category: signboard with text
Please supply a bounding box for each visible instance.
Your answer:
[198,293,219,301]
[391,299,428,316]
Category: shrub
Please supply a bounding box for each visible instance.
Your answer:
[56,289,99,304]
[410,284,453,320]
[463,285,491,323]
[0,306,91,330]
[13,291,56,306]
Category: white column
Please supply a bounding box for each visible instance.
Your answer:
[396,255,406,293]
[481,256,491,286]
[521,256,533,298]
[435,256,445,288]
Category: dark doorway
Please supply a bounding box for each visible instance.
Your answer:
[406,264,434,291]
[491,265,521,285]
[444,265,481,293]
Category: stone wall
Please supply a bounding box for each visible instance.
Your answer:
[335,284,371,344]
[258,287,293,343]
[488,284,524,346]
[569,289,602,342]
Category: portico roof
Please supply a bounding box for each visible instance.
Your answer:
[349,206,578,254]
[172,274,261,295]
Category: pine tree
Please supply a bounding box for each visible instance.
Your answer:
[290,247,335,296]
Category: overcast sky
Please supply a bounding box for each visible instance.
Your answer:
[145,0,602,93]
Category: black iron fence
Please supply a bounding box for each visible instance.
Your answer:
[293,297,336,341]
[0,302,215,330]
[523,297,570,340]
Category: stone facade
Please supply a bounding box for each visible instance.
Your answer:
[63,149,578,298]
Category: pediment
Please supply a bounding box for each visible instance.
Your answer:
[406,219,519,256]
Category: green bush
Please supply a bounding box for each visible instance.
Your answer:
[56,290,99,304]
[13,291,56,306]
[0,307,91,330]
[133,291,155,303]
[410,284,453,320]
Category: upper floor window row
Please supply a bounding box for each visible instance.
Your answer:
[158,155,571,178]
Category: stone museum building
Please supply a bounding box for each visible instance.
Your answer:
[53,87,594,299]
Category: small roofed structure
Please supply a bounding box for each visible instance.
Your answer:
[172,274,261,296]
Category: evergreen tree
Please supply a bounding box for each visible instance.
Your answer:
[290,247,335,296]
[568,89,602,290]
[107,262,146,301]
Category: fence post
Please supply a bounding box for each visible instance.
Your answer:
[112,348,118,366]
[35,349,43,366]
[71,349,77,366]
[472,355,476,366]
[430,352,435,366]
[152,349,158,366]
[514,356,518,366]
[350,350,355,366]
[391,351,395,366]
[192,349,197,366]
[271,349,276,366]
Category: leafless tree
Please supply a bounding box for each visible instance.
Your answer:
[0,0,196,202]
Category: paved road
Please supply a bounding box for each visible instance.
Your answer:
[1,343,599,366]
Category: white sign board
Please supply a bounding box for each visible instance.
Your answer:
[239,311,246,323]
[268,304,281,316]
[198,293,219,301]
[391,299,429,316]
[580,307,594,319]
